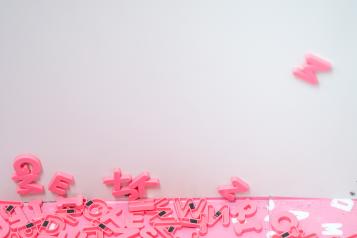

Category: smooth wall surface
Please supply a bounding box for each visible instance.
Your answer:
[0,0,357,201]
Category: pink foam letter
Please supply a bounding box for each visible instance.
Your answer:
[48,172,74,197]
[12,154,44,195]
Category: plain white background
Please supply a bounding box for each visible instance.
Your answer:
[0,0,356,201]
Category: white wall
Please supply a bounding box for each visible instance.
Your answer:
[0,0,356,201]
